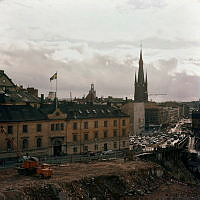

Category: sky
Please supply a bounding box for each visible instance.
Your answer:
[0,0,200,102]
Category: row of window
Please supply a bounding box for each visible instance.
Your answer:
[51,123,64,131]
[73,141,126,153]
[73,119,127,130]
[5,123,66,134]
[6,137,42,151]
[4,119,127,134]
[6,124,43,134]
[72,129,127,142]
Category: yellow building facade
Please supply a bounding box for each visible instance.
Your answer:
[0,103,129,159]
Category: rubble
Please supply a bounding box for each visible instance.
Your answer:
[0,159,200,199]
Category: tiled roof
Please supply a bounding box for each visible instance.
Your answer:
[0,89,40,104]
[40,102,129,120]
[0,105,48,122]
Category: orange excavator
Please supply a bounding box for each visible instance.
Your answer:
[0,126,53,178]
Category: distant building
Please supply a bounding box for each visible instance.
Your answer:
[47,91,56,101]
[145,103,168,129]
[134,49,148,102]
[85,83,96,103]
[192,110,200,150]
[0,70,40,107]
[121,102,145,135]
[27,87,38,97]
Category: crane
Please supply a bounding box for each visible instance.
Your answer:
[149,94,168,96]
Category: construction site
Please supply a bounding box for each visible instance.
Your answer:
[1,156,200,200]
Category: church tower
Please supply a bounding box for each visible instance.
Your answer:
[134,48,148,102]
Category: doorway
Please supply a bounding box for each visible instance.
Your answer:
[53,140,62,156]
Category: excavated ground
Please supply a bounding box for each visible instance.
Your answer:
[0,159,200,199]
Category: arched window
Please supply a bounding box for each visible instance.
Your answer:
[36,138,42,148]
[22,139,28,149]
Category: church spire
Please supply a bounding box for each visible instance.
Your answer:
[145,71,147,84]
[135,72,137,84]
[138,46,144,84]
[134,46,148,102]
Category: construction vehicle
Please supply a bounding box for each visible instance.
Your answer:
[0,126,53,178]
[16,156,53,178]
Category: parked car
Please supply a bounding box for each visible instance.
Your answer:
[101,150,114,155]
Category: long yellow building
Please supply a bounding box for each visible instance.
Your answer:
[0,103,129,158]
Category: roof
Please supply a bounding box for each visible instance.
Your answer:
[0,88,40,104]
[0,105,48,122]
[40,102,129,120]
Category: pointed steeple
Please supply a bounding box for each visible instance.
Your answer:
[140,48,142,60]
[135,72,137,84]
[134,46,148,102]
[138,46,144,84]
[145,71,147,84]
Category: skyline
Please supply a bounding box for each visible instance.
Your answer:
[0,0,200,101]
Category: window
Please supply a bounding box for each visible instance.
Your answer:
[36,138,42,148]
[104,121,108,127]
[84,134,88,141]
[36,124,42,132]
[94,131,98,139]
[113,129,117,137]
[73,146,77,153]
[94,121,98,128]
[22,125,28,133]
[61,123,64,131]
[73,122,77,130]
[51,124,55,131]
[122,141,126,147]
[56,123,60,131]
[104,130,108,138]
[113,142,117,149]
[122,128,126,136]
[122,120,126,126]
[113,120,117,127]
[7,125,13,134]
[94,144,98,151]
[22,139,28,149]
[84,145,88,152]
[84,122,88,129]
[73,134,78,142]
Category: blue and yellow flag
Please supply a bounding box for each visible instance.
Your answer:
[50,72,57,81]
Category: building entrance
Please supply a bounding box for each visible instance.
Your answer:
[53,140,62,156]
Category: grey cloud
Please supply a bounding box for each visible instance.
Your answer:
[147,58,200,101]
[44,37,200,51]
[0,43,200,102]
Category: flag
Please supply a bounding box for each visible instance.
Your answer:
[50,72,57,81]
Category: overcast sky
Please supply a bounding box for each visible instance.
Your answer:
[0,0,200,102]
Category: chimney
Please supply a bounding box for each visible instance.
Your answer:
[41,94,44,103]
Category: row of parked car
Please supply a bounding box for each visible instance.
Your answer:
[130,121,190,151]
